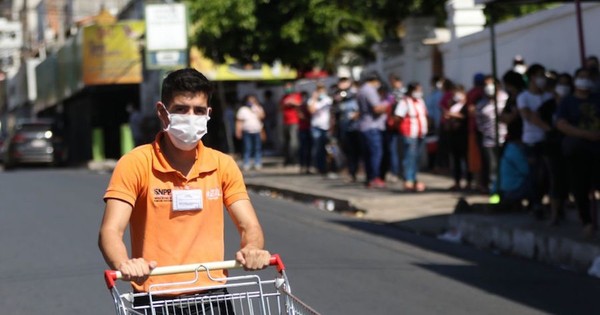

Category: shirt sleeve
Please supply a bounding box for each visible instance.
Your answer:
[516,92,527,110]
[394,98,408,117]
[220,154,250,207]
[104,151,146,207]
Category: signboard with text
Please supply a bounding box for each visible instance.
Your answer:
[82,21,144,85]
[145,3,188,69]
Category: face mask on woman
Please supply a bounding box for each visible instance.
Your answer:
[484,83,495,96]
[554,84,571,97]
[412,91,423,99]
[163,105,210,151]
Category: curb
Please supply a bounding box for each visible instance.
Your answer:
[246,183,362,216]
[449,214,600,274]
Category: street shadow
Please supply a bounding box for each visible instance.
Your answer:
[327,216,600,315]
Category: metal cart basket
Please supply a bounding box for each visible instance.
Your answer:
[104,254,320,315]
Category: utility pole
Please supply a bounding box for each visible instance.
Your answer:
[21,0,30,58]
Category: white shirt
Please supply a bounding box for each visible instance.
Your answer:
[516,90,552,145]
[310,95,333,130]
[236,105,264,133]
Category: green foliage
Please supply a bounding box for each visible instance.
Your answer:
[484,3,556,25]
[186,0,548,71]
[186,0,436,71]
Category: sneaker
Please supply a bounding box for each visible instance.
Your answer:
[254,164,262,171]
[242,164,251,172]
[385,174,399,183]
[368,178,386,189]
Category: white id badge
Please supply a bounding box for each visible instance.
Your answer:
[172,189,203,211]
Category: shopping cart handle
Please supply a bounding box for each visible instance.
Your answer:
[104,254,286,289]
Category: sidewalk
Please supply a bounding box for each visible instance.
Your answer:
[244,156,600,277]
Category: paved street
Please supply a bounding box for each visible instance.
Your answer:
[0,168,599,314]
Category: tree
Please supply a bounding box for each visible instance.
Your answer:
[186,0,429,72]
[185,0,547,72]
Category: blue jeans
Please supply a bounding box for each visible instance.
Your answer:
[402,137,425,182]
[360,129,384,182]
[242,132,262,167]
[385,131,400,176]
[311,127,329,174]
[298,129,312,169]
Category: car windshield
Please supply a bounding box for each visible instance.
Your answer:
[17,123,53,132]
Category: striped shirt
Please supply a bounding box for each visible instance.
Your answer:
[394,96,428,138]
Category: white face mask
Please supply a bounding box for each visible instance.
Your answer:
[555,84,571,97]
[534,76,547,89]
[574,78,592,91]
[163,106,210,151]
[484,84,495,96]
[412,91,423,99]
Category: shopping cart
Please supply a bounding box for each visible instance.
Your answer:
[104,254,320,315]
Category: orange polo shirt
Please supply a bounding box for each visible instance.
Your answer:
[104,132,249,293]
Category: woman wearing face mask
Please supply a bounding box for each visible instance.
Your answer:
[475,76,508,194]
[236,94,266,171]
[537,73,573,226]
[394,82,429,192]
[556,68,600,237]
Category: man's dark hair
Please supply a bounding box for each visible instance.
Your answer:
[502,70,526,91]
[525,63,545,80]
[161,68,214,105]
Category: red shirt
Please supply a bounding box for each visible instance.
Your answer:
[280,93,302,125]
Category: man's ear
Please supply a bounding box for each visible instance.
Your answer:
[156,102,169,128]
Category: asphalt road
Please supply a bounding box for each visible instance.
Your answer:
[0,168,599,315]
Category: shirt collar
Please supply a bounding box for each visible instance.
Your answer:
[152,132,217,176]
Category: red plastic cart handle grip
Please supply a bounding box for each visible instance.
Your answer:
[104,254,285,289]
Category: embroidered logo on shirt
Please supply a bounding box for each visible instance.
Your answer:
[153,188,172,202]
[206,188,222,200]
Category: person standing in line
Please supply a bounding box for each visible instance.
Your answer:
[308,84,333,175]
[279,82,302,166]
[538,72,573,226]
[500,70,526,145]
[465,73,487,192]
[383,75,404,183]
[517,64,553,219]
[236,94,265,171]
[297,91,313,174]
[357,73,389,188]
[98,68,271,314]
[556,68,600,237]
[394,82,429,192]
[261,89,279,154]
[425,76,444,172]
[475,76,508,193]
[333,77,361,182]
[444,85,471,191]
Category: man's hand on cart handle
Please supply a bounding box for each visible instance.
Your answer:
[236,247,271,270]
[118,258,157,285]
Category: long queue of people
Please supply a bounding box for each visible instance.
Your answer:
[234,56,600,236]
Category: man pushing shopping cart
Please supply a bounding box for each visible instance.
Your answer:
[98,69,318,315]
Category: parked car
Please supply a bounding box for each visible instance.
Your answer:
[3,120,67,169]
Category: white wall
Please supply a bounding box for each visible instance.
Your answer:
[441,3,600,87]
[365,3,600,92]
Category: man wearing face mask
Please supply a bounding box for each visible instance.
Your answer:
[538,73,573,226]
[517,63,553,219]
[98,69,271,311]
[556,68,600,237]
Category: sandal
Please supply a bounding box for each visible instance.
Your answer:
[415,182,426,192]
[403,181,415,191]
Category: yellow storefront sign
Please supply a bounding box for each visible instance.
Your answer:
[82,21,144,85]
[190,47,297,81]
